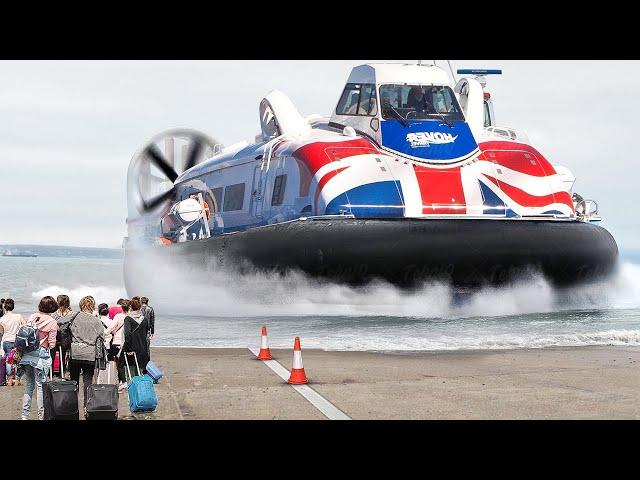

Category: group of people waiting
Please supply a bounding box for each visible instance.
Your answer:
[0,294,155,420]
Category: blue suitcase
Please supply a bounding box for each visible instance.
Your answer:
[145,360,163,384]
[125,352,158,413]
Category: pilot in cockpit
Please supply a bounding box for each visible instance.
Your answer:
[406,86,434,114]
[381,93,393,114]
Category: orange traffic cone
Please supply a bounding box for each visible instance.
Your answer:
[257,325,272,360]
[288,337,308,384]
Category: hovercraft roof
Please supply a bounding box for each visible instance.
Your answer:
[347,63,453,87]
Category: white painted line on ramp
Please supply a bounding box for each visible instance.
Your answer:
[248,348,351,421]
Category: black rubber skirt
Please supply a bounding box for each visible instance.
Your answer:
[124,218,619,290]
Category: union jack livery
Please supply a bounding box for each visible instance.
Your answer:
[124,62,618,293]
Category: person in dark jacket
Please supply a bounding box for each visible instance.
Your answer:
[117,296,150,390]
[51,294,74,378]
[140,296,155,355]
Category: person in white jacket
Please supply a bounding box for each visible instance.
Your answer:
[105,299,129,390]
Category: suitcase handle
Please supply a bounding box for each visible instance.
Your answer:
[94,358,112,385]
[59,346,64,378]
[49,346,64,380]
[123,352,141,382]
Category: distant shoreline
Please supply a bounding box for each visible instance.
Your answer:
[0,244,123,260]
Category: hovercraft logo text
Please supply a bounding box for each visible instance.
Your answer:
[406,132,458,148]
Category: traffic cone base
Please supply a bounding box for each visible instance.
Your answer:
[257,348,272,360]
[288,368,308,384]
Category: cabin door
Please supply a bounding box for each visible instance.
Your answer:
[251,164,265,220]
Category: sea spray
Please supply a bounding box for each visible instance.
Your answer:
[23,256,640,351]
[32,284,127,306]
[121,246,640,319]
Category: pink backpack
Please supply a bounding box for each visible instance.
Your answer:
[6,348,21,365]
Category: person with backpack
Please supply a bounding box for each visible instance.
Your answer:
[68,296,105,397]
[117,297,150,391]
[16,296,59,420]
[51,294,74,378]
[0,299,26,386]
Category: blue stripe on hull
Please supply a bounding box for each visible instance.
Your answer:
[479,181,518,218]
[326,181,405,218]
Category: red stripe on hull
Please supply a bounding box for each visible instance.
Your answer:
[414,166,467,215]
[478,141,558,177]
[292,138,380,176]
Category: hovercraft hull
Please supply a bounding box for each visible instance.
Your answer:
[123,218,619,293]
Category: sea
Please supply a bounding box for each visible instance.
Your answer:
[2,250,640,351]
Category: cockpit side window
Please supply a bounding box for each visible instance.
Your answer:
[483,101,492,127]
[358,84,378,116]
[336,83,377,116]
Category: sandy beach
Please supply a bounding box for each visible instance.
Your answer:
[1,345,639,420]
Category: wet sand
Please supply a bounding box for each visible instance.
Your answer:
[1,345,639,419]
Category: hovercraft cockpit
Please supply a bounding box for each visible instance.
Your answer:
[329,63,480,167]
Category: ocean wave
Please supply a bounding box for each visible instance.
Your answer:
[153,328,640,351]
[32,284,127,305]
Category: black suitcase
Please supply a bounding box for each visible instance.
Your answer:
[85,359,118,420]
[43,347,79,420]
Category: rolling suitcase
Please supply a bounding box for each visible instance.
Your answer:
[125,352,157,413]
[85,359,118,420]
[43,347,79,420]
[144,360,163,384]
[0,355,6,386]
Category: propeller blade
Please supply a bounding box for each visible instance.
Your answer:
[145,144,179,183]
[183,137,203,171]
[141,187,176,212]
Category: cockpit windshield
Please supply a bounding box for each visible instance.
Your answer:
[379,84,464,122]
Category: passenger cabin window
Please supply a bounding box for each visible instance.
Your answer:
[379,84,464,122]
[336,83,378,116]
[212,187,223,212]
[271,174,287,206]
[223,183,245,212]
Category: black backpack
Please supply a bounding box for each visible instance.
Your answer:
[56,312,79,351]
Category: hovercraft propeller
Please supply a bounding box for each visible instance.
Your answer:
[127,129,222,216]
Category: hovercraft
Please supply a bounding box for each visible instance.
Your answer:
[123,62,618,293]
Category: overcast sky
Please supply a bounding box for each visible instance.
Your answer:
[1,60,638,251]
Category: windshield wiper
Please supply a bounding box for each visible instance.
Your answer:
[422,97,454,128]
[385,105,409,128]
[436,112,455,128]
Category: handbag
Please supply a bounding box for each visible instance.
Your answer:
[95,336,107,370]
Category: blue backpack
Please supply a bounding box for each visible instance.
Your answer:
[15,318,40,352]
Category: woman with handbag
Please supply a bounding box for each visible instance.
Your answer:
[68,296,105,397]
[16,296,58,420]
[106,299,129,391]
